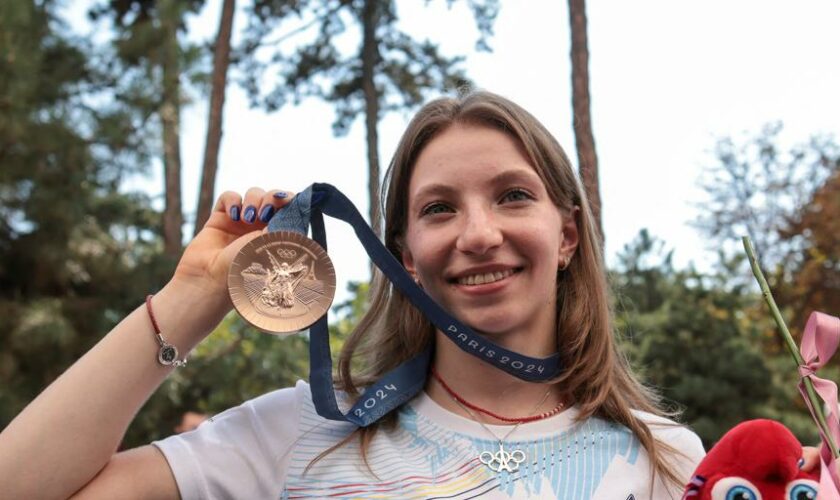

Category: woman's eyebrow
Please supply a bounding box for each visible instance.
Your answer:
[412,183,460,201]
[489,169,542,187]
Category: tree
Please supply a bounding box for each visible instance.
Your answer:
[1,1,367,446]
[568,0,602,245]
[360,0,383,236]
[688,126,840,444]
[0,0,167,427]
[91,0,206,256]
[159,0,186,255]
[778,167,840,328]
[613,231,784,447]
[238,0,498,236]
[194,0,236,234]
[695,124,840,329]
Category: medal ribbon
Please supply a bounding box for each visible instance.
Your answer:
[796,311,840,497]
[268,183,563,426]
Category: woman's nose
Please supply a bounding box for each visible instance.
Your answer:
[455,209,503,255]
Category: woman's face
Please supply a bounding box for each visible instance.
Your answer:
[401,124,578,352]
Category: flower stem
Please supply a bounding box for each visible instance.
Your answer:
[742,236,839,458]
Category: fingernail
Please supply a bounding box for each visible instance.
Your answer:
[243,205,256,223]
[229,205,240,222]
[273,191,288,199]
[259,205,274,223]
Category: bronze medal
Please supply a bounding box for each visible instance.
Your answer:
[228,231,336,334]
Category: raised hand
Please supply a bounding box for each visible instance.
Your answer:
[172,188,294,304]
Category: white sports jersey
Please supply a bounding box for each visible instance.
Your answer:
[154,380,705,499]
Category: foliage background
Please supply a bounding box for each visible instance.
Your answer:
[1,0,839,452]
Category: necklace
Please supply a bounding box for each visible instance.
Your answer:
[432,370,564,473]
[431,367,565,423]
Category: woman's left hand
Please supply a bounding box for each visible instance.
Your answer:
[801,445,840,476]
[802,446,821,472]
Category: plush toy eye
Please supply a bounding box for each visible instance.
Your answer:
[786,479,818,500]
[710,477,762,500]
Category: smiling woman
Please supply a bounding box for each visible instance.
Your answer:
[0,91,705,500]
[326,91,706,498]
[402,124,573,353]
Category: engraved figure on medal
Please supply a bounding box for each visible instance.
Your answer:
[263,259,306,309]
[248,247,310,313]
[229,232,336,334]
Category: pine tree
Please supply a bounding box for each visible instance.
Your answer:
[238,0,499,236]
[0,0,166,426]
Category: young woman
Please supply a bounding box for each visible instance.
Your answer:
[0,91,706,499]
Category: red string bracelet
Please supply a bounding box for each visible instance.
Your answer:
[145,295,187,368]
[430,367,563,424]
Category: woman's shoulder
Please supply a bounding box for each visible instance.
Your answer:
[630,409,706,458]
[240,379,310,416]
[152,380,358,499]
[239,380,356,432]
[155,380,312,452]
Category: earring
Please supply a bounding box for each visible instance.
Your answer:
[559,258,569,271]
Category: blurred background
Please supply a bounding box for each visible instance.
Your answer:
[1,0,838,449]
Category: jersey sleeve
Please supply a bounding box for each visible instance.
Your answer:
[152,380,307,500]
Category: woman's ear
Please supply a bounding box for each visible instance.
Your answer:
[558,206,580,265]
[399,237,422,285]
[401,244,416,275]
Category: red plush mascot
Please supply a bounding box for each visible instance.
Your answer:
[682,419,819,500]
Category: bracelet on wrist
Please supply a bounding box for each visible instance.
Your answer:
[145,294,188,368]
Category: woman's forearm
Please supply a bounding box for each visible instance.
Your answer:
[0,278,230,499]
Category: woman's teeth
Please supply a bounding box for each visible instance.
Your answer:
[457,269,515,286]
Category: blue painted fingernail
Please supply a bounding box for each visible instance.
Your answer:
[259,205,274,223]
[273,191,288,199]
[229,205,240,222]
[243,205,256,223]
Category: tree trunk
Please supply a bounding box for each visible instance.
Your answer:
[568,0,603,247]
[160,0,183,256]
[361,0,381,239]
[194,0,236,235]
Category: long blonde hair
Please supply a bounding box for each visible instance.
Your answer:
[324,90,684,488]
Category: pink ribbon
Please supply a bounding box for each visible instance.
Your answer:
[797,311,840,500]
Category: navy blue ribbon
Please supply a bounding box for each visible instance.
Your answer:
[268,183,563,427]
